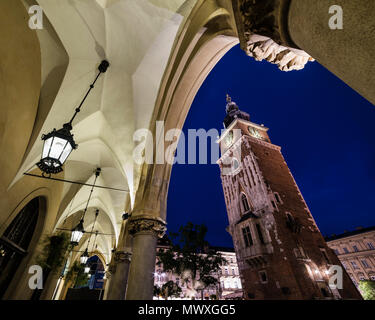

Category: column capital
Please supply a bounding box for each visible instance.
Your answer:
[114,250,132,263]
[128,215,167,239]
[233,0,294,47]
[232,0,314,71]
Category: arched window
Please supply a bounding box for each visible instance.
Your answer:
[232,158,239,171]
[357,273,365,281]
[286,213,294,225]
[0,198,40,298]
[241,193,250,213]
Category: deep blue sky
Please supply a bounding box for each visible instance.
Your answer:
[167,44,375,248]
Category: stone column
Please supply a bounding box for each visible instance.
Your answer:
[102,263,114,300]
[39,272,61,300]
[125,215,166,300]
[52,277,65,300]
[105,251,132,300]
[59,278,73,300]
[104,210,132,299]
[102,269,112,300]
[232,0,375,104]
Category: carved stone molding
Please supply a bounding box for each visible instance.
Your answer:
[233,0,294,47]
[244,33,314,71]
[128,215,167,239]
[232,0,314,71]
[114,251,132,263]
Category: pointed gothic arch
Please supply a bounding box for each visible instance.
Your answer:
[241,193,251,214]
[0,197,42,298]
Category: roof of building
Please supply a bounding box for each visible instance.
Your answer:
[223,95,250,128]
[156,234,235,253]
[325,225,375,241]
[211,246,235,253]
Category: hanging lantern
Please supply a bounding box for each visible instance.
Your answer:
[69,170,101,248]
[37,123,77,174]
[80,248,89,265]
[37,61,109,175]
[70,220,85,246]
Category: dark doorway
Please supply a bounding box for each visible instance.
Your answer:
[0,198,40,298]
[65,255,105,300]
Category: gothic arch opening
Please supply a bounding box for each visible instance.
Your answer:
[241,193,251,214]
[0,197,42,298]
[64,254,105,300]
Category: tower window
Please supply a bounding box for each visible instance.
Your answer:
[274,193,281,203]
[271,201,276,209]
[358,273,365,281]
[298,246,306,258]
[286,213,301,233]
[320,287,329,297]
[353,245,359,252]
[232,158,239,171]
[367,242,374,250]
[242,226,253,247]
[361,260,370,268]
[343,247,349,254]
[286,213,294,224]
[256,224,265,244]
[259,271,268,283]
[241,193,250,212]
[320,248,330,264]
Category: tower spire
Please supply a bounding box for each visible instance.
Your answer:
[226,93,232,103]
[223,94,250,128]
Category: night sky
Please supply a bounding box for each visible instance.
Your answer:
[167,44,375,248]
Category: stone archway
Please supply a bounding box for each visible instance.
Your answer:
[0,0,41,191]
[1,0,374,300]
[0,196,47,299]
[123,0,375,300]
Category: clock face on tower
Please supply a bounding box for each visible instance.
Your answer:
[248,126,261,139]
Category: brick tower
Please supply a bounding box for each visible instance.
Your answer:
[217,95,361,300]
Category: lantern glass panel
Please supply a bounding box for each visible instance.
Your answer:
[80,255,89,264]
[42,137,53,158]
[71,229,83,244]
[59,142,73,164]
[49,137,68,160]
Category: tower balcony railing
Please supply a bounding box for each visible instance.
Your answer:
[239,243,273,268]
